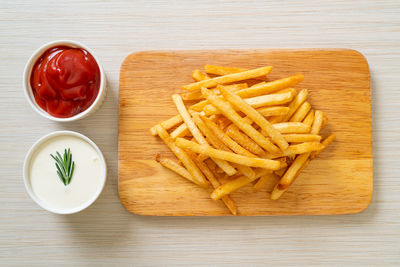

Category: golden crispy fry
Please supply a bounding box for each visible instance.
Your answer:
[253,172,280,191]
[311,110,324,135]
[310,134,336,159]
[155,154,194,183]
[194,159,237,215]
[201,116,256,157]
[225,124,264,155]
[150,114,182,136]
[190,112,237,176]
[290,101,311,122]
[257,106,290,117]
[242,90,295,108]
[155,125,209,188]
[192,69,210,81]
[275,152,310,191]
[283,134,322,143]
[202,88,280,154]
[183,66,272,91]
[175,138,281,170]
[303,110,314,126]
[219,85,289,151]
[204,64,247,75]
[272,122,311,134]
[235,74,304,98]
[172,94,207,144]
[170,123,191,139]
[202,90,294,116]
[211,169,270,200]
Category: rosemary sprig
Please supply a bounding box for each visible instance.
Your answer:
[50,148,75,186]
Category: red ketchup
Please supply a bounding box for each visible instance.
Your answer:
[30,46,100,118]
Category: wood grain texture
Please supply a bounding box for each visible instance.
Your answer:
[119,49,372,216]
[2,0,400,266]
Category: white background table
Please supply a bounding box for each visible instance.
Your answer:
[1,1,399,266]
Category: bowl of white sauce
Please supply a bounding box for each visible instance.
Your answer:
[23,131,107,214]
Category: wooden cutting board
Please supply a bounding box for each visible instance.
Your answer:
[118,49,372,216]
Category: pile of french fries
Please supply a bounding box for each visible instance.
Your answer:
[150,65,335,215]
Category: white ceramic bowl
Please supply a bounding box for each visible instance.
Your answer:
[23,40,107,122]
[23,131,107,214]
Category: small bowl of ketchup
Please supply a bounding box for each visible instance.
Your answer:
[23,40,106,121]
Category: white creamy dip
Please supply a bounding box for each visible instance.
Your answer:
[28,135,103,211]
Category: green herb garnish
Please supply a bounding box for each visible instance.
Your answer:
[50,148,75,186]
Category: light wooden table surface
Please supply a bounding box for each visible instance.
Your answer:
[1,1,399,266]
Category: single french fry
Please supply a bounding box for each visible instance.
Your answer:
[201,116,256,157]
[155,125,209,188]
[290,101,311,122]
[257,106,290,117]
[155,154,194,183]
[202,88,280,154]
[303,110,314,126]
[183,66,273,91]
[175,138,281,170]
[275,152,310,191]
[272,122,311,134]
[225,124,264,155]
[283,134,322,143]
[192,69,210,81]
[150,114,182,136]
[235,74,304,98]
[203,90,295,116]
[190,112,237,176]
[211,169,270,200]
[194,159,237,215]
[204,64,247,75]
[172,94,207,143]
[242,90,295,108]
[219,85,289,151]
[170,123,191,139]
[310,134,336,159]
[254,172,280,191]
[311,110,324,135]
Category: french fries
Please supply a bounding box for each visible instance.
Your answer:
[202,88,280,154]
[204,65,247,76]
[150,64,335,214]
[155,154,193,182]
[272,122,311,134]
[155,125,209,188]
[175,138,281,170]
[219,85,289,151]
